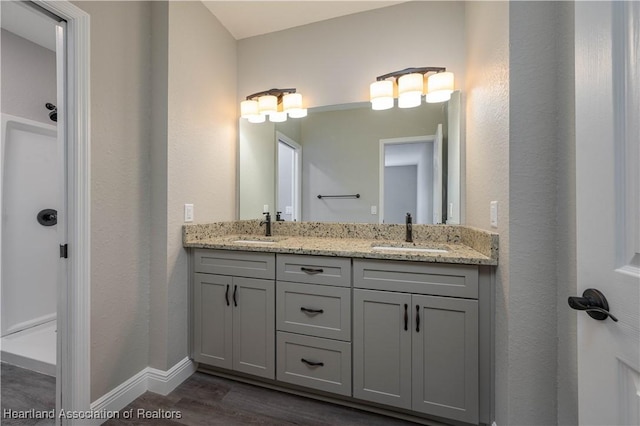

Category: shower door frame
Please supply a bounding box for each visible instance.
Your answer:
[34,0,91,421]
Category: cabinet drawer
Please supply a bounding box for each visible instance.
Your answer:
[276,282,351,341]
[277,332,351,396]
[353,259,478,299]
[194,249,275,279]
[276,255,351,287]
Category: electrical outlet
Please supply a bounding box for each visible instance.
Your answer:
[285,206,293,214]
[184,204,194,222]
[263,204,269,213]
[371,205,377,215]
[490,201,498,228]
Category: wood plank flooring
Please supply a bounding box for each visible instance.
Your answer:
[1,363,55,425]
[106,372,418,425]
[1,363,418,425]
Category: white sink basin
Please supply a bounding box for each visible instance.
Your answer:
[371,244,449,254]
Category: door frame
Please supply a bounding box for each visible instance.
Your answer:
[275,131,302,222]
[378,132,442,224]
[35,0,91,418]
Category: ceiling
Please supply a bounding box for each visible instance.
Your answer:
[202,1,406,40]
[1,1,407,50]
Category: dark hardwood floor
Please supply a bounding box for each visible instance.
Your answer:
[105,372,418,426]
[1,362,56,425]
[1,363,418,425]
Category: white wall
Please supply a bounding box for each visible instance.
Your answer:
[74,1,152,401]
[238,1,466,109]
[0,29,56,123]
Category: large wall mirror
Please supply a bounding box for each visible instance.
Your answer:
[239,91,461,225]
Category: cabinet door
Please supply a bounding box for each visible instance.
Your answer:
[412,295,479,424]
[193,273,233,369]
[232,277,275,379]
[353,289,412,409]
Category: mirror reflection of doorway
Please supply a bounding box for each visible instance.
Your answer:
[276,132,302,221]
[379,126,443,224]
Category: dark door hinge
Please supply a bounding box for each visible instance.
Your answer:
[60,244,68,259]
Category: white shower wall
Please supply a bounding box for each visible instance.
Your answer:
[1,115,58,336]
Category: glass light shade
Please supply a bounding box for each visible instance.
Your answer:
[258,95,277,115]
[248,114,266,123]
[269,111,287,122]
[240,100,259,118]
[283,93,302,111]
[426,71,454,103]
[283,93,306,118]
[288,108,308,118]
[397,73,424,109]
[398,92,422,108]
[370,80,394,110]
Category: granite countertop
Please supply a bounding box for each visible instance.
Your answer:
[183,221,498,266]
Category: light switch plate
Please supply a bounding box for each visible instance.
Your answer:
[490,201,498,228]
[184,204,194,222]
[285,206,293,214]
[371,205,377,215]
[263,204,269,213]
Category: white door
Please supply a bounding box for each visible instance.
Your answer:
[575,2,640,425]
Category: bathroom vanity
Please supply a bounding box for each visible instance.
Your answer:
[184,221,497,426]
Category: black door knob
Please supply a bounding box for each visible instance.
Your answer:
[37,209,57,226]
[568,288,618,322]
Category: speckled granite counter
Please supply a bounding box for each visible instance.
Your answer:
[183,221,498,266]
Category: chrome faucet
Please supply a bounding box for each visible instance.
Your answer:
[260,212,272,236]
[405,212,413,243]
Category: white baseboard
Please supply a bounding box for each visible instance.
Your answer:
[88,357,195,424]
[147,357,196,396]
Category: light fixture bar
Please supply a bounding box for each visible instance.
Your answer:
[241,87,307,123]
[370,66,454,109]
[375,67,445,82]
[245,88,297,101]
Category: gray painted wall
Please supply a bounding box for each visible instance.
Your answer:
[384,165,417,224]
[464,2,510,423]
[239,119,276,219]
[74,1,153,401]
[466,2,578,425]
[554,3,578,425]
[74,0,237,400]
[300,106,442,223]
[163,1,237,370]
[238,1,466,108]
[0,29,56,124]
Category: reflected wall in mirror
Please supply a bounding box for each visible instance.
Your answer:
[239,91,461,224]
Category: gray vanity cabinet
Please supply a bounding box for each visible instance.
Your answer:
[275,255,352,396]
[353,259,479,425]
[192,250,275,380]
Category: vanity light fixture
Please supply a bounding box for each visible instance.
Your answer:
[370,67,454,110]
[240,88,308,123]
